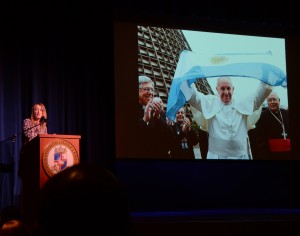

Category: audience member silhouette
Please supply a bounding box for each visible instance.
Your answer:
[36,164,136,236]
[0,219,32,236]
[0,205,22,229]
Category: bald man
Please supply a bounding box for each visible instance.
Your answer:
[249,92,290,160]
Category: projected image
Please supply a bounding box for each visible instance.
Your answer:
[137,26,289,160]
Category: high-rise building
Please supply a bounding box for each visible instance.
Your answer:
[137,25,213,120]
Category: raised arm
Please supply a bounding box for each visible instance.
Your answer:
[253,82,273,111]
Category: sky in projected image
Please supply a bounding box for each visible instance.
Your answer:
[182,30,288,109]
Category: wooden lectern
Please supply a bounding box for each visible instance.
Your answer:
[19,134,81,225]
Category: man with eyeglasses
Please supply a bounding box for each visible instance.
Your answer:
[137,75,173,159]
[249,92,290,160]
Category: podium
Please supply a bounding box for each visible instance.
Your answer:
[19,134,81,225]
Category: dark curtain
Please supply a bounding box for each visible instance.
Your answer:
[0,10,115,211]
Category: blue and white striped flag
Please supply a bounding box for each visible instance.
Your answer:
[166,50,287,121]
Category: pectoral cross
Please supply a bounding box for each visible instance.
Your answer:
[282,124,287,140]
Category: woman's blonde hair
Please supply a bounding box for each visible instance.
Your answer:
[30,103,47,128]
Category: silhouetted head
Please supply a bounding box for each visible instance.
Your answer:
[0,205,22,229]
[37,164,135,236]
[0,219,32,236]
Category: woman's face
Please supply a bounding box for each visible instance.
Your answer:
[176,108,185,123]
[33,105,43,119]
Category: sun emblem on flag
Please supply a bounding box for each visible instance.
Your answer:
[210,56,229,65]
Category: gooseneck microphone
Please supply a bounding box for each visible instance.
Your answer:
[23,116,47,132]
[40,116,47,124]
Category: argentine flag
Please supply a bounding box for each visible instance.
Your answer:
[166,50,287,121]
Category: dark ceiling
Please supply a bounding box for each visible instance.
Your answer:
[112,1,300,36]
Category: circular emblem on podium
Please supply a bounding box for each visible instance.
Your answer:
[43,139,79,177]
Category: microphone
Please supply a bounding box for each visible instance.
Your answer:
[40,116,47,124]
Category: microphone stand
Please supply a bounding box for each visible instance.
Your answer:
[23,122,43,132]
[0,134,17,145]
[0,122,44,145]
[0,133,18,206]
[0,121,46,205]
[0,134,16,173]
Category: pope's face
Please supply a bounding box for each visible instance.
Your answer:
[217,78,234,104]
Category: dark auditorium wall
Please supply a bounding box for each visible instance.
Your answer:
[0,2,115,210]
[1,0,300,215]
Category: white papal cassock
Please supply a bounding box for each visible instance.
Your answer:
[183,82,273,160]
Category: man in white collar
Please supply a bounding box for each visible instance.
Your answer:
[187,76,273,160]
